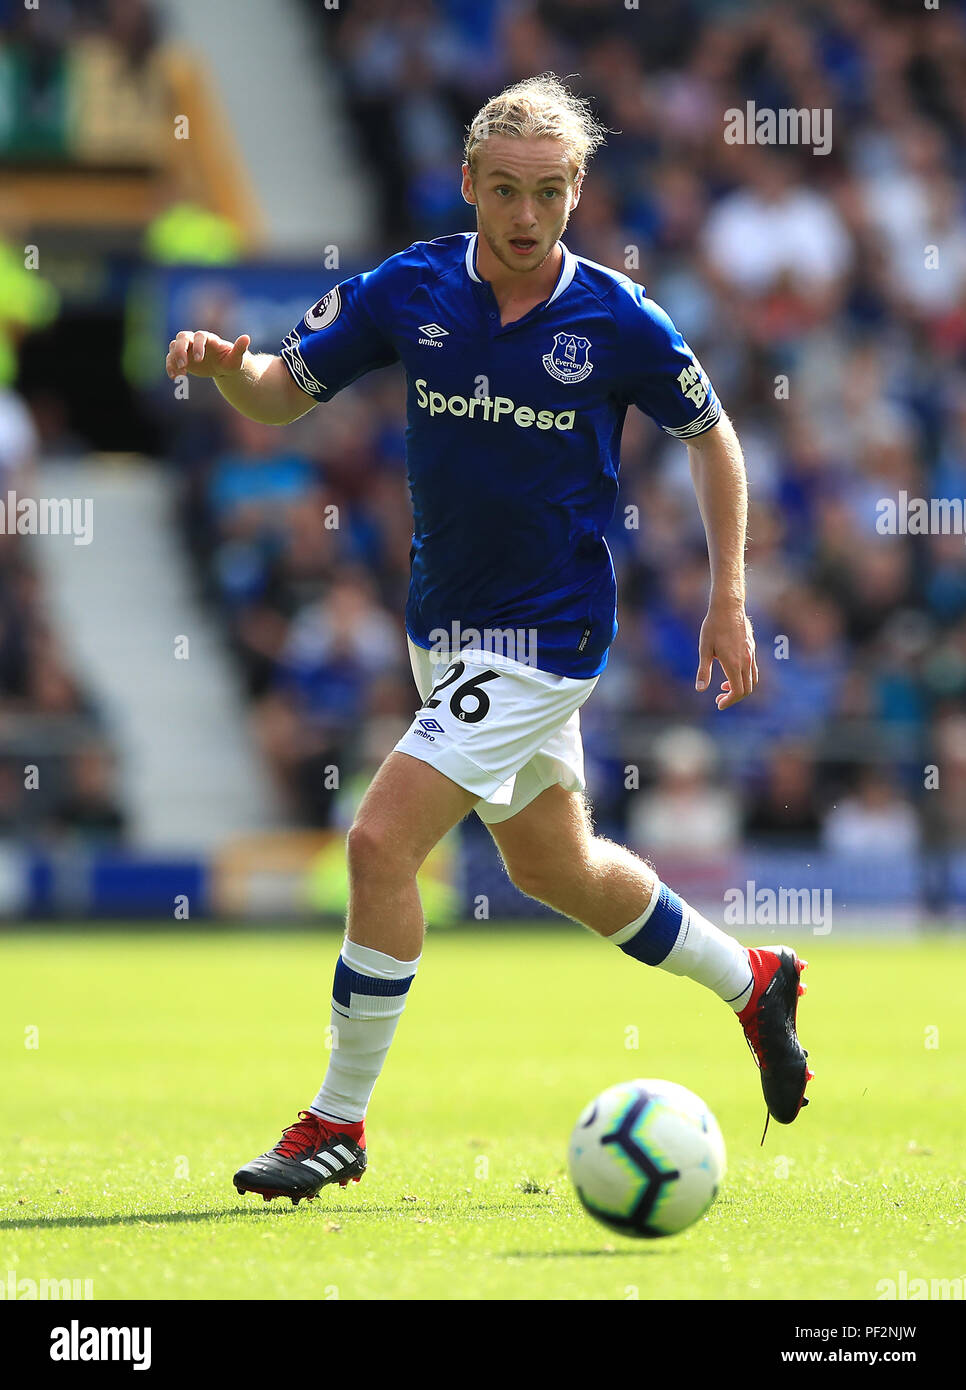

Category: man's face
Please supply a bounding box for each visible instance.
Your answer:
[462,135,583,275]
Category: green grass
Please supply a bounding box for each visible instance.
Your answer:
[2,926,964,1300]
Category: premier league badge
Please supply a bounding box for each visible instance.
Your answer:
[304,287,342,331]
[542,332,594,384]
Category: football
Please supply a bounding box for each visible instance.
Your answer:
[568,1078,726,1238]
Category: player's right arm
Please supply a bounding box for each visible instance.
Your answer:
[164,330,315,425]
[166,260,402,424]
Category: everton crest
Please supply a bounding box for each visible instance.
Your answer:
[542,332,594,384]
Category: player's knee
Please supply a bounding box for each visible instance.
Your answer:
[346,818,415,885]
[346,820,390,880]
[505,856,565,906]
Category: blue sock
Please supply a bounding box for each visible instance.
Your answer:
[611,881,752,1008]
[612,882,684,965]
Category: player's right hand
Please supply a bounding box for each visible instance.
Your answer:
[165,330,251,380]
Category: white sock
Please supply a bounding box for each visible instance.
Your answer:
[309,938,420,1124]
[612,881,753,1011]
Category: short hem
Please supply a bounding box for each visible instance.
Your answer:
[473,770,559,824]
[394,737,509,802]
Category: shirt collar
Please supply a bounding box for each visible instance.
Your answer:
[464,231,482,282]
[464,232,577,305]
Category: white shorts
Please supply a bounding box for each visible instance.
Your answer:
[395,637,599,824]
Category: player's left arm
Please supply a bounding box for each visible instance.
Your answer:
[615,283,758,707]
[687,412,758,710]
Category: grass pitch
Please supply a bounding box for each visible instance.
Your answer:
[2,926,964,1301]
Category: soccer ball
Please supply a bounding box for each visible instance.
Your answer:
[568,1078,726,1238]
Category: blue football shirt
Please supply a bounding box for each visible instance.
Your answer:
[280,232,721,678]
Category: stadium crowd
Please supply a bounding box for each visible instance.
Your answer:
[6,0,966,876]
[0,0,157,844]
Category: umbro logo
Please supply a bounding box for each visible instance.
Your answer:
[418,323,448,348]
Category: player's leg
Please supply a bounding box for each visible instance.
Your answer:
[344,748,478,958]
[489,784,753,999]
[307,750,476,1121]
[488,784,811,1125]
[234,752,477,1203]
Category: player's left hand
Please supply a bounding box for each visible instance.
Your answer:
[695,600,758,710]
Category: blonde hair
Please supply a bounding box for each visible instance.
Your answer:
[464,73,607,179]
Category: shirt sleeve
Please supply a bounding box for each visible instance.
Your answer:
[280,263,400,402]
[615,283,721,439]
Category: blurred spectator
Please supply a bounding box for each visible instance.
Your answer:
[143,202,244,266]
[0,236,59,391]
[745,743,824,845]
[51,746,127,842]
[255,573,405,823]
[0,385,38,480]
[766,589,850,738]
[822,768,921,856]
[208,415,315,541]
[628,726,741,856]
[931,711,966,850]
[702,148,852,310]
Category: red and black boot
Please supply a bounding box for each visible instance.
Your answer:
[739,947,813,1130]
[234,1111,366,1205]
